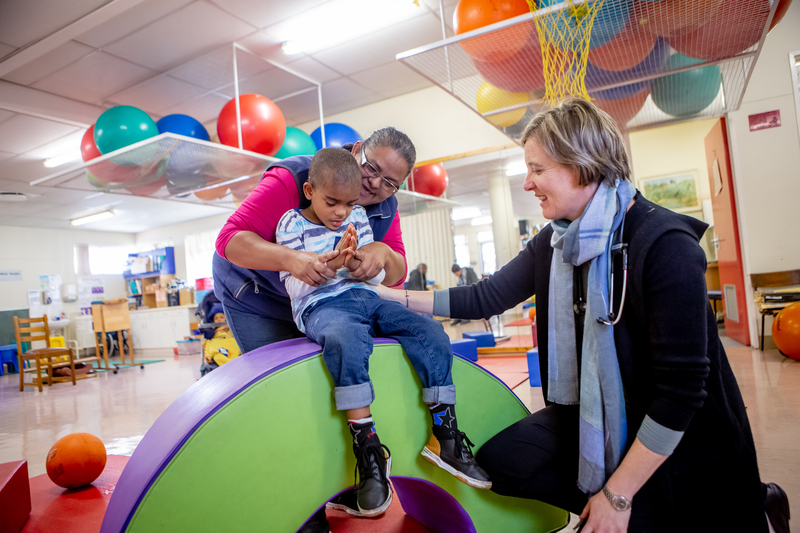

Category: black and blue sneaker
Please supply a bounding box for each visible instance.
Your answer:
[422,404,491,489]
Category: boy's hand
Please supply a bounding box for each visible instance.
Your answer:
[290,250,339,286]
[329,225,358,271]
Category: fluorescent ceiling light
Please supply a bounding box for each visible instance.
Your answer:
[506,161,527,176]
[471,216,493,226]
[71,210,115,226]
[451,206,482,221]
[44,149,82,168]
[272,0,421,55]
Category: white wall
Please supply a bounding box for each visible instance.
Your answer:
[298,86,513,164]
[0,226,134,312]
[725,0,800,345]
[400,209,455,290]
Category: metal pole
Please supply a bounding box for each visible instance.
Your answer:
[439,0,453,93]
[232,43,243,150]
[318,85,326,148]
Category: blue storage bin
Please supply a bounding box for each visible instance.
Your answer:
[451,338,478,362]
[462,330,495,348]
[0,344,19,376]
[526,348,541,387]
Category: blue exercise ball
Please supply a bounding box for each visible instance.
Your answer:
[587,37,670,100]
[156,114,210,141]
[538,0,632,50]
[651,53,722,118]
[275,127,317,158]
[310,123,362,150]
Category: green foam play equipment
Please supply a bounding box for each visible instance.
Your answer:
[102,339,568,532]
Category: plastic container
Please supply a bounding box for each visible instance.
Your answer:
[176,339,202,355]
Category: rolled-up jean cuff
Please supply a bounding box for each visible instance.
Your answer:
[334,381,375,411]
[422,384,456,405]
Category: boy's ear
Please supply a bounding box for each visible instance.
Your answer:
[302,182,314,200]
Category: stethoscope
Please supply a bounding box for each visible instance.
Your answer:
[596,211,628,326]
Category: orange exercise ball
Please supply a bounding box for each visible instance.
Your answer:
[217,94,286,156]
[409,163,449,197]
[528,307,537,321]
[46,433,107,489]
[770,0,793,32]
[772,303,800,360]
[454,0,532,63]
[194,179,229,201]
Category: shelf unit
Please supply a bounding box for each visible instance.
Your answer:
[396,0,782,137]
[124,247,176,308]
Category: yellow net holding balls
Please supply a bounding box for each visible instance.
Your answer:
[527,0,606,106]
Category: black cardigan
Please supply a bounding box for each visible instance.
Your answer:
[450,195,765,528]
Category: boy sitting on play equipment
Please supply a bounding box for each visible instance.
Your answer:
[276,148,490,518]
[200,304,241,376]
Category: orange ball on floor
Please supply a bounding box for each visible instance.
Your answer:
[528,307,536,321]
[46,433,107,489]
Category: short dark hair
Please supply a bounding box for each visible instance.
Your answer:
[451,264,462,273]
[364,127,417,177]
[309,147,361,190]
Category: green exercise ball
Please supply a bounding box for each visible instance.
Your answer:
[651,53,721,118]
[274,127,317,159]
[94,105,159,155]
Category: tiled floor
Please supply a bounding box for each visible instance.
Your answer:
[1,326,797,531]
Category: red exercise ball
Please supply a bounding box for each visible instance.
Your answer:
[217,94,286,156]
[80,126,102,162]
[773,302,800,360]
[633,0,724,39]
[454,0,532,62]
[591,87,650,130]
[667,0,771,61]
[472,33,551,93]
[127,175,167,196]
[46,433,107,489]
[589,16,657,72]
[409,164,449,197]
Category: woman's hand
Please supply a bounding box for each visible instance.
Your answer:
[289,249,340,286]
[347,242,389,281]
[578,492,630,533]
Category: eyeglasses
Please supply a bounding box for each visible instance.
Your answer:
[362,145,399,195]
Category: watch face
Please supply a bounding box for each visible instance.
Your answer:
[614,499,627,511]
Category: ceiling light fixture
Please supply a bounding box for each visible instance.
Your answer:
[275,0,421,56]
[451,206,482,221]
[0,192,28,202]
[505,161,527,176]
[471,216,493,226]
[43,149,82,168]
[70,210,115,226]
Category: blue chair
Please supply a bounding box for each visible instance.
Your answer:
[0,344,19,376]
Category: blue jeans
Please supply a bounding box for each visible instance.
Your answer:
[303,289,456,410]
[223,306,304,354]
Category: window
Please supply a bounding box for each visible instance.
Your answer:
[477,231,496,275]
[185,230,218,285]
[87,246,129,275]
[454,234,470,268]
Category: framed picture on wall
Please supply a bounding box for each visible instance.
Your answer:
[638,171,700,212]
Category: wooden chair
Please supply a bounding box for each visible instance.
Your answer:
[750,269,800,351]
[13,315,77,392]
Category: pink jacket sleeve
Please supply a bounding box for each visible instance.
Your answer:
[216,168,300,260]
[383,212,408,288]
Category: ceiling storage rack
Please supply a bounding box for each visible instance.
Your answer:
[396,0,782,140]
[31,44,456,217]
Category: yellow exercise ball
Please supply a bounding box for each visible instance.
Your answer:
[476,82,529,127]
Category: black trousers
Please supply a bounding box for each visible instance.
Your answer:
[475,404,770,532]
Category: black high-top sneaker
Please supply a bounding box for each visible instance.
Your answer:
[422,404,492,489]
[349,421,392,516]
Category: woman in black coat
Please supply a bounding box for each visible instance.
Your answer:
[376,99,789,532]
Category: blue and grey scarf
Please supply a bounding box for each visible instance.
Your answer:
[547,179,635,494]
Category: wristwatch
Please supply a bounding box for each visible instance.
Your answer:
[602,484,632,512]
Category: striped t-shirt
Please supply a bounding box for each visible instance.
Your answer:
[276,206,377,332]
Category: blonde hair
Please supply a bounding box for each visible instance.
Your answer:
[520,98,631,186]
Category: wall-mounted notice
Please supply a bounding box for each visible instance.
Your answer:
[0,270,22,281]
[748,110,781,131]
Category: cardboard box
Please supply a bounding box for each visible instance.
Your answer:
[179,288,194,306]
[92,298,131,332]
[155,289,168,308]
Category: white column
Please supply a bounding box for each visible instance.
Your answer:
[489,176,518,269]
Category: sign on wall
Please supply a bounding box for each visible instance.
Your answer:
[0,270,22,281]
[748,110,781,131]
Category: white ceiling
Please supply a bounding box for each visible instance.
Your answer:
[0,0,534,234]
